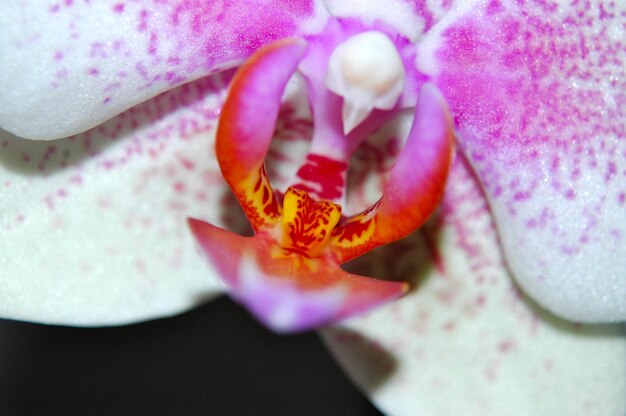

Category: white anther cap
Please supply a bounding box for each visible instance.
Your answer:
[325,31,405,134]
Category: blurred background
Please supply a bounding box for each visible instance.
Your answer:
[0,296,381,415]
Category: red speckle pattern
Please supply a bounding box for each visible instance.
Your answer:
[331,202,378,244]
[282,187,341,257]
[293,154,348,201]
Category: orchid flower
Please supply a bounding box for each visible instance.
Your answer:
[1,1,625,415]
[187,34,454,332]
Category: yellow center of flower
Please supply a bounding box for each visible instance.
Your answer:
[280,187,342,258]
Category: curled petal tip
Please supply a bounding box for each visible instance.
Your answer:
[331,83,455,263]
[187,217,251,287]
[216,37,308,231]
[234,255,408,333]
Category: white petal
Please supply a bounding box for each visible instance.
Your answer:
[322,158,626,416]
[0,75,239,325]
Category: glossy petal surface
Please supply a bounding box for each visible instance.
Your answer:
[0,38,316,325]
[0,0,319,140]
[0,76,237,325]
[322,158,626,416]
[418,1,626,321]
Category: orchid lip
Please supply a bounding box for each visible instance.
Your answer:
[189,34,454,333]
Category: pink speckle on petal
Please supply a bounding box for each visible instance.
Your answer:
[90,42,107,59]
[195,191,208,202]
[173,181,186,193]
[148,32,158,55]
[135,258,147,275]
[486,0,504,15]
[475,293,486,306]
[97,197,113,209]
[497,339,515,353]
[177,156,195,170]
[55,69,69,79]
[167,56,181,66]
[442,321,456,332]
[138,9,149,32]
[44,195,55,210]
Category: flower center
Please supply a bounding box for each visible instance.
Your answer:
[280,187,342,258]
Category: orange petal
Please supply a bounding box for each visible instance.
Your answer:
[331,84,455,263]
[216,38,307,231]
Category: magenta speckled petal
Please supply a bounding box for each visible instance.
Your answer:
[0,2,625,413]
[418,1,626,321]
[0,0,320,140]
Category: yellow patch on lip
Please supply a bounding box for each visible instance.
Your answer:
[280,187,342,258]
[331,203,377,249]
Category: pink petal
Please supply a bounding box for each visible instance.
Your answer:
[419,1,626,321]
[0,0,319,140]
[322,157,626,416]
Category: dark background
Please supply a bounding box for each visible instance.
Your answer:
[0,296,381,416]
